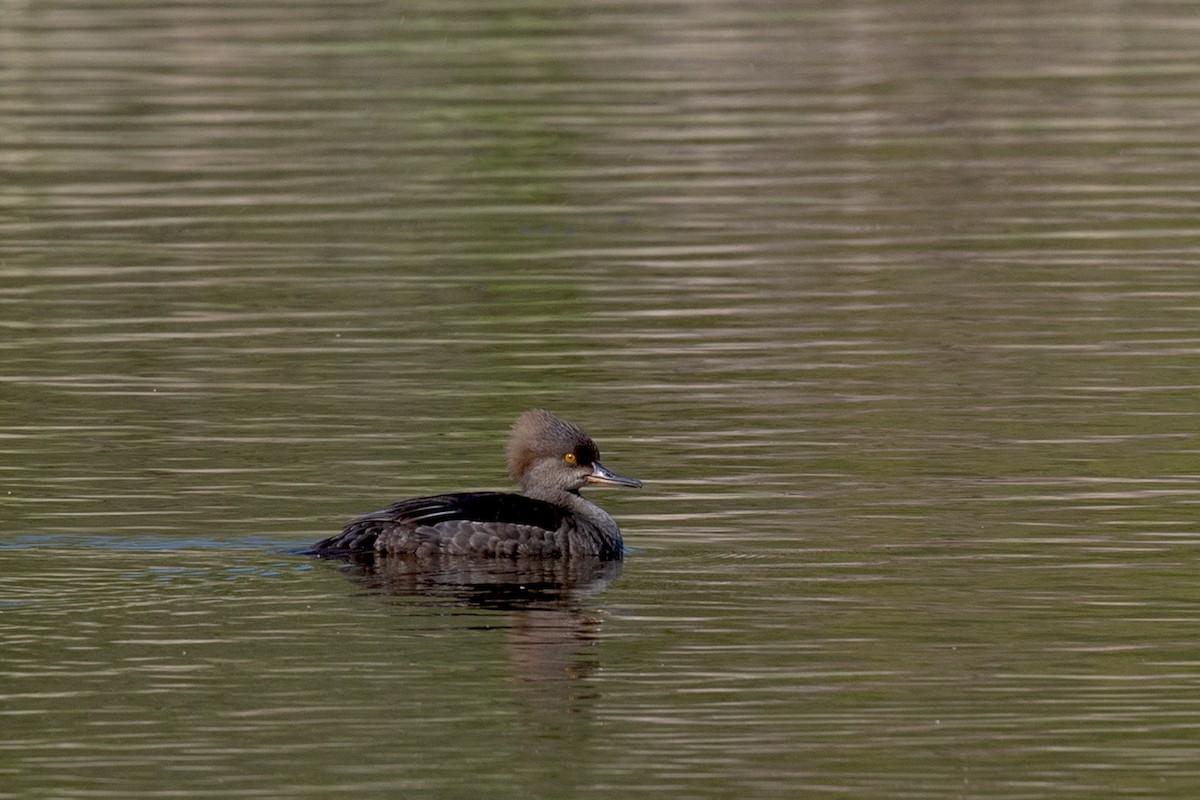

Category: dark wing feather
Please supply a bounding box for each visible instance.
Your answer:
[309,492,568,555]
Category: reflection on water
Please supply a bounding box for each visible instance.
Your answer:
[5,0,1200,797]
[329,552,622,611]
[327,553,621,704]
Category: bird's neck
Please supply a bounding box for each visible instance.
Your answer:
[525,487,619,534]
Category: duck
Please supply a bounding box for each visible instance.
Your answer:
[308,409,641,559]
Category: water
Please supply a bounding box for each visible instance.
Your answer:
[4,0,1200,797]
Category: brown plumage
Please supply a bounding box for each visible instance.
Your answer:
[309,409,641,559]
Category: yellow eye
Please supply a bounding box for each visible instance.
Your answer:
[563,453,577,465]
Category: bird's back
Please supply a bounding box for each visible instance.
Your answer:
[310,492,577,557]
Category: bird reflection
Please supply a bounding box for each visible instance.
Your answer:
[322,553,621,717]
[328,552,622,610]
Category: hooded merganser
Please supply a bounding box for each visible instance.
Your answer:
[309,409,642,559]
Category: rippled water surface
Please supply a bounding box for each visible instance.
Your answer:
[5,1,1200,797]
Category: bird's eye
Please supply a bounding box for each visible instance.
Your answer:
[563,453,577,465]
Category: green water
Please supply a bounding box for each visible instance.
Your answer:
[4,1,1200,797]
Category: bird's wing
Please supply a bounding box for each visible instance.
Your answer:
[309,492,566,555]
